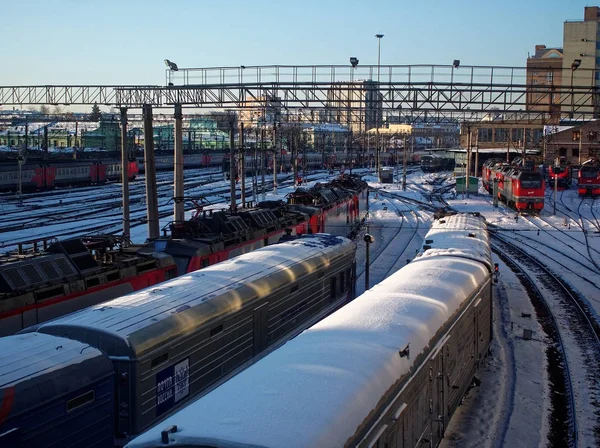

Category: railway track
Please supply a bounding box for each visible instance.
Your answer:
[355,192,423,292]
[492,235,600,448]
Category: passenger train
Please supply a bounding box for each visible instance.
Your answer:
[0,150,391,193]
[0,235,357,447]
[126,212,493,448]
[0,159,138,192]
[482,159,545,212]
[0,175,368,336]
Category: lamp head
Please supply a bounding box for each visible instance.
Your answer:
[453,59,460,69]
[350,57,359,68]
[164,59,179,71]
[375,34,384,39]
[572,59,581,70]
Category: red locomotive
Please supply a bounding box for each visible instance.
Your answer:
[577,158,600,196]
[0,175,368,335]
[548,157,572,190]
[483,159,544,212]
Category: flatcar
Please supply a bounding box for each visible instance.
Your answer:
[21,235,357,445]
[577,158,600,196]
[125,213,493,448]
[0,332,115,448]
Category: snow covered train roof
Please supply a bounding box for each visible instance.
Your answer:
[0,333,113,417]
[31,235,355,358]
[126,218,491,448]
[418,212,492,272]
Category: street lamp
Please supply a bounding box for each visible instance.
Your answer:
[571,58,581,118]
[164,59,179,71]
[375,33,384,182]
[350,57,359,68]
[453,59,460,69]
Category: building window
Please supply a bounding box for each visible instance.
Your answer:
[572,131,581,141]
[559,147,567,157]
[573,147,580,158]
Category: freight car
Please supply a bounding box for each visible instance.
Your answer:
[125,212,493,448]
[17,235,356,446]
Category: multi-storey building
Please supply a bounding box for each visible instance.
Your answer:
[561,6,600,116]
[526,45,563,118]
[325,80,382,133]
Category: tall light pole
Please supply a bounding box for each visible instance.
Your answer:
[571,59,581,118]
[375,33,384,183]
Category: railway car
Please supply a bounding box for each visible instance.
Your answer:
[481,158,502,192]
[125,213,493,448]
[420,154,455,172]
[577,158,600,196]
[0,158,138,192]
[22,235,357,445]
[0,235,178,336]
[0,332,115,448]
[287,174,368,238]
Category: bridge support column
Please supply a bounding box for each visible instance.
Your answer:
[120,108,130,243]
[174,104,184,223]
[143,104,160,239]
[240,122,245,208]
[229,118,237,213]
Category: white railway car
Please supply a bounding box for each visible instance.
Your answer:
[126,212,493,448]
[23,234,356,445]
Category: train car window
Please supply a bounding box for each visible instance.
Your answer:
[340,271,346,292]
[346,268,352,289]
[210,324,223,337]
[290,284,299,293]
[66,390,95,412]
[318,271,324,279]
[151,353,169,368]
[201,258,210,268]
[330,277,337,301]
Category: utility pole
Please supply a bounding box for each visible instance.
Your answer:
[261,127,266,200]
[229,117,237,213]
[273,122,278,193]
[143,104,159,239]
[402,133,408,191]
[174,104,184,223]
[240,122,246,208]
[375,33,384,183]
[120,108,130,242]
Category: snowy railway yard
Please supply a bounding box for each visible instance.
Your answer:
[2,167,600,447]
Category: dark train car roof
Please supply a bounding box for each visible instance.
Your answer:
[0,333,113,417]
[31,235,356,360]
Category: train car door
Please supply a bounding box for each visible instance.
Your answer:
[430,339,447,445]
[252,303,269,355]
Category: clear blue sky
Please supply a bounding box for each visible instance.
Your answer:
[0,0,595,86]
